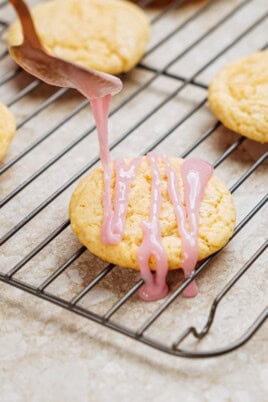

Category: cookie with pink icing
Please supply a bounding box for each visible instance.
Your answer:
[70,97,235,303]
[70,155,236,301]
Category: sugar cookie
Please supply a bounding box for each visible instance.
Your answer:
[208,51,268,143]
[70,156,236,271]
[0,103,16,161]
[7,0,150,75]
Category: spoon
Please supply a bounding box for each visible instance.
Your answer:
[8,0,123,99]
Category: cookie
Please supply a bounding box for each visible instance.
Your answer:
[208,51,268,143]
[7,0,150,75]
[70,156,236,271]
[0,103,16,161]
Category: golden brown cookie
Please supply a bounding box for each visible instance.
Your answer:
[0,103,16,161]
[70,157,236,270]
[208,51,268,143]
[7,0,150,75]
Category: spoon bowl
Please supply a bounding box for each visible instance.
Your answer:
[9,0,123,99]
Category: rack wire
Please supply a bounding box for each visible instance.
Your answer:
[0,0,267,358]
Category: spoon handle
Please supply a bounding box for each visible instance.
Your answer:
[9,0,42,48]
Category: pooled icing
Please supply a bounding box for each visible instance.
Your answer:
[90,95,213,301]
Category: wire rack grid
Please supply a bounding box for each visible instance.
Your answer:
[0,0,267,358]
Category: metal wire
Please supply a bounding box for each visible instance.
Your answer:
[0,0,267,358]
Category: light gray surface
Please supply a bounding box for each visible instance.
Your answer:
[0,0,267,401]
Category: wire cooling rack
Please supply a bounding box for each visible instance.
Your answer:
[0,0,267,358]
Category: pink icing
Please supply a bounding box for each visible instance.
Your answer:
[137,153,169,301]
[90,95,140,245]
[90,95,213,302]
[90,94,111,167]
[101,158,141,244]
[164,157,213,298]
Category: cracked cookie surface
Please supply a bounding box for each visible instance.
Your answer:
[7,0,150,75]
[208,51,268,143]
[0,103,16,161]
[70,157,236,270]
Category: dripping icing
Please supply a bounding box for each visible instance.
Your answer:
[90,94,111,167]
[164,157,213,298]
[137,153,169,301]
[90,95,140,245]
[90,95,213,301]
[101,158,141,245]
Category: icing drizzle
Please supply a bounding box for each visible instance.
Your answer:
[164,156,213,298]
[91,95,140,245]
[137,153,169,301]
[90,95,213,301]
[102,158,141,245]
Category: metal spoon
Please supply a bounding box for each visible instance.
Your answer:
[8,0,123,99]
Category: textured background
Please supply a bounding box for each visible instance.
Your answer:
[0,0,267,401]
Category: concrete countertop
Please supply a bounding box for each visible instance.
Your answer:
[0,0,267,401]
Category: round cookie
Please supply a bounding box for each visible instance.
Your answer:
[70,157,236,270]
[0,103,16,161]
[7,0,150,75]
[208,51,268,143]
